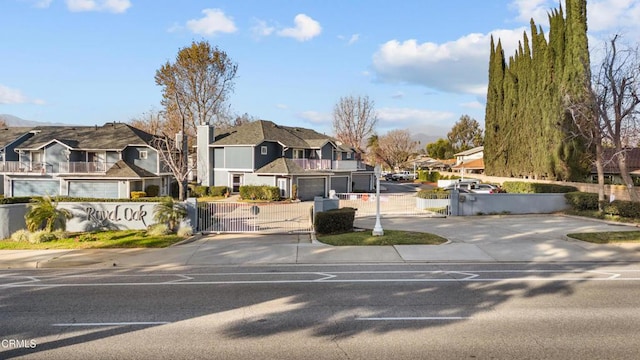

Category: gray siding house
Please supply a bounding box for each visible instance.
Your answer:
[197,120,374,200]
[0,123,173,198]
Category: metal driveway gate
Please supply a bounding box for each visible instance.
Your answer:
[197,201,314,234]
[336,193,450,217]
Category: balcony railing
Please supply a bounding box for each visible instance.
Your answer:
[291,159,366,171]
[58,161,110,173]
[292,159,332,170]
[332,160,367,171]
[0,161,52,173]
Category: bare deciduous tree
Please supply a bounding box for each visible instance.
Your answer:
[153,41,238,200]
[566,35,640,203]
[594,35,640,202]
[376,129,419,170]
[332,95,378,153]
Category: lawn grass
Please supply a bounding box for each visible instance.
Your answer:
[0,230,186,250]
[566,231,640,244]
[316,229,447,246]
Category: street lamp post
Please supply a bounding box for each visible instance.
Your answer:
[372,164,384,236]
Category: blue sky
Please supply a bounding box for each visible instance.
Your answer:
[2,0,639,138]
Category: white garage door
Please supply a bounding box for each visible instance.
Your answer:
[12,180,60,197]
[69,181,119,199]
[297,178,326,201]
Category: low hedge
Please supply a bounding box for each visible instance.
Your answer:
[417,171,441,183]
[502,181,578,194]
[190,185,209,198]
[564,192,601,211]
[239,185,280,201]
[209,186,230,197]
[416,189,450,199]
[602,200,640,219]
[314,207,356,235]
[145,185,160,197]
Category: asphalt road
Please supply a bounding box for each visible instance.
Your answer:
[2,263,640,360]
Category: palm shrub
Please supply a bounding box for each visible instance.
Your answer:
[25,196,72,232]
[153,197,187,232]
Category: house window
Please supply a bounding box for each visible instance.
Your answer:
[139,150,148,160]
[293,149,305,159]
[261,146,268,155]
[346,152,351,159]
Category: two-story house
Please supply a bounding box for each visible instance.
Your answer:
[196,120,374,200]
[451,146,484,175]
[0,123,174,198]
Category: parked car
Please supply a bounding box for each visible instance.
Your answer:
[391,171,416,181]
[384,173,396,181]
[443,187,471,193]
[472,184,501,194]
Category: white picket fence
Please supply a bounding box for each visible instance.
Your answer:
[335,193,450,217]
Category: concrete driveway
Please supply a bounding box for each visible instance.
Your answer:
[354,214,640,262]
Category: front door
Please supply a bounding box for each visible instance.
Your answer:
[277,178,288,198]
[232,174,243,193]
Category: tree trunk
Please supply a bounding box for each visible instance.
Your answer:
[178,181,186,201]
[616,150,640,202]
[594,141,606,210]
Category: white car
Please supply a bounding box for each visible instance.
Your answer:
[472,184,500,194]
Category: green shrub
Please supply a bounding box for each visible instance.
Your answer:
[502,182,578,194]
[177,225,193,237]
[191,185,209,198]
[52,230,69,240]
[602,200,640,219]
[314,207,356,235]
[10,229,30,242]
[28,230,57,244]
[130,191,147,199]
[145,185,160,197]
[239,185,280,201]
[291,184,298,200]
[564,192,601,211]
[209,186,230,197]
[0,197,33,204]
[416,189,449,199]
[76,233,98,242]
[147,223,171,236]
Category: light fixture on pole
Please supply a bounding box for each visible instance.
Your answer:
[372,164,384,236]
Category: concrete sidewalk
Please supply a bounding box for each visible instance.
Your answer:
[1,215,639,269]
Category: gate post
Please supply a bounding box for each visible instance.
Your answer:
[185,197,198,231]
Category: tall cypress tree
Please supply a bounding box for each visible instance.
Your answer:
[483,0,591,180]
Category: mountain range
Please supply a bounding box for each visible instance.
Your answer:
[0,114,70,127]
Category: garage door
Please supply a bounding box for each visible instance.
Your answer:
[330,176,348,193]
[12,180,59,197]
[69,181,119,199]
[352,174,371,192]
[297,178,326,201]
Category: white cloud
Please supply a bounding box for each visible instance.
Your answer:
[297,110,330,124]
[186,8,237,36]
[339,33,360,45]
[460,101,484,109]
[376,107,455,134]
[509,0,553,24]
[251,19,275,39]
[277,14,321,41]
[588,0,640,32]
[0,84,44,105]
[31,0,53,8]
[372,29,524,96]
[66,0,131,13]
